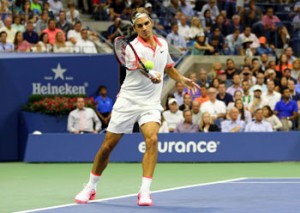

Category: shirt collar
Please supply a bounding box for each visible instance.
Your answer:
[137,35,162,48]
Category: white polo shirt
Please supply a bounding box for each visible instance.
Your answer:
[262,91,281,110]
[200,100,226,117]
[120,36,174,108]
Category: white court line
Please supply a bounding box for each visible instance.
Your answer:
[226,182,300,184]
[14,177,246,213]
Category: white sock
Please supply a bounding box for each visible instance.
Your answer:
[139,177,152,193]
[87,172,101,188]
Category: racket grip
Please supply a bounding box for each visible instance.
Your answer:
[147,71,157,79]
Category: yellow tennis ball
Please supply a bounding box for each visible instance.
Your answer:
[145,60,154,70]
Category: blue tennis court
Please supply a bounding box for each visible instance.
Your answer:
[20,178,300,213]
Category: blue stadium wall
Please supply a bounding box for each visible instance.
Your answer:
[0,53,119,161]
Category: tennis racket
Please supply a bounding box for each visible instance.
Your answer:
[113,36,156,78]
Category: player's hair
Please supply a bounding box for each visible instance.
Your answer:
[131,8,151,25]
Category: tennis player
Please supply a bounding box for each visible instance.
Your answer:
[75,7,199,206]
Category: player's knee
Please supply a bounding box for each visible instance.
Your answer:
[145,135,158,151]
[100,144,114,157]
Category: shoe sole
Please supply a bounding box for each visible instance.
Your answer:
[138,201,153,206]
[75,192,96,204]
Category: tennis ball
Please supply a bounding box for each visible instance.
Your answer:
[145,60,154,70]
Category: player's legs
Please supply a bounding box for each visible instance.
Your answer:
[138,121,160,206]
[140,122,160,178]
[91,131,123,174]
[75,132,122,204]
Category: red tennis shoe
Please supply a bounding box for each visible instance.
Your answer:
[75,185,96,204]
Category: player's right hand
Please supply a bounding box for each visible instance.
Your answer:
[149,71,161,84]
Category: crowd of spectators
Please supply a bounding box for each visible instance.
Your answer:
[0,1,99,53]
[161,51,300,133]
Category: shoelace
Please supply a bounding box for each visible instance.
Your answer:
[82,184,95,193]
[140,192,151,199]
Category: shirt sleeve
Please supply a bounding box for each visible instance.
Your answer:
[93,110,102,131]
[67,112,75,132]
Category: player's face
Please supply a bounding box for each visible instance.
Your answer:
[133,17,153,40]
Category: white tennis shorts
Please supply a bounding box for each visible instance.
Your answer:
[107,97,162,134]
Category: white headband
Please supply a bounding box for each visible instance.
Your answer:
[132,12,149,24]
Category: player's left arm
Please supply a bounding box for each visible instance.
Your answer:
[165,66,200,92]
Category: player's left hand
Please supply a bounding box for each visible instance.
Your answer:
[181,77,200,94]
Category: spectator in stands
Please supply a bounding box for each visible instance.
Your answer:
[209,62,222,81]
[239,26,260,49]
[109,0,126,21]
[174,81,185,106]
[221,107,245,132]
[285,47,296,64]
[31,32,52,52]
[262,80,281,110]
[167,22,187,52]
[23,21,39,44]
[48,0,63,16]
[195,84,209,105]
[66,2,80,24]
[95,85,113,129]
[56,11,73,35]
[42,2,55,19]
[211,77,220,89]
[217,81,233,106]
[283,68,297,84]
[251,72,267,93]
[288,79,300,101]
[274,87,298,130]
[248,85,269,114]
[145,3,163,30]
[165,93,176,110]
[262,7,290,48]
[216,69,230,88]
[67,21,82,46]
[276,53,292,73]
[12,15,25,33]
[259,54,270,72]
[14,31,31,52]
[226,73,242,96]
[35,11,49,35]
[199,112,220,132]
[211,14,228,36]
[295,75,300,93]
[0,31,14,52]
[208,27,225,51]
[262,105,283,131]
[291,59,300,80]
[292,5,300,32]
[179,0,194,18]
[159,114,169,133]
[0,17,16,43]
[228,15,243,35]
[225,58,239,81]
[76,28,98,54]
[178,15,191,42]
[30,0,42,15]
[43,19,64,45]
[256,36,276,56]
[179,93,192,111]
[201,9,213,33]
[21,1,36,23]
[192,32,214,55]
[227,90,242,110]
[241,80,252,107]
[241,0,263,36]
[162,98,184,132]
[190,17,204,40]
[183,72,201,100]
[67,97,101,134]
[53,31,73,53]
[200,0,219,22]
[201,87,226,124]
[175,109,198,133]
[240,38,254,57]
[224,28,242,55]
[245,108,273,132]
[191,100,201,125]
[197,68,210,88]
[106,17,124,43]
[234,99,252,124]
